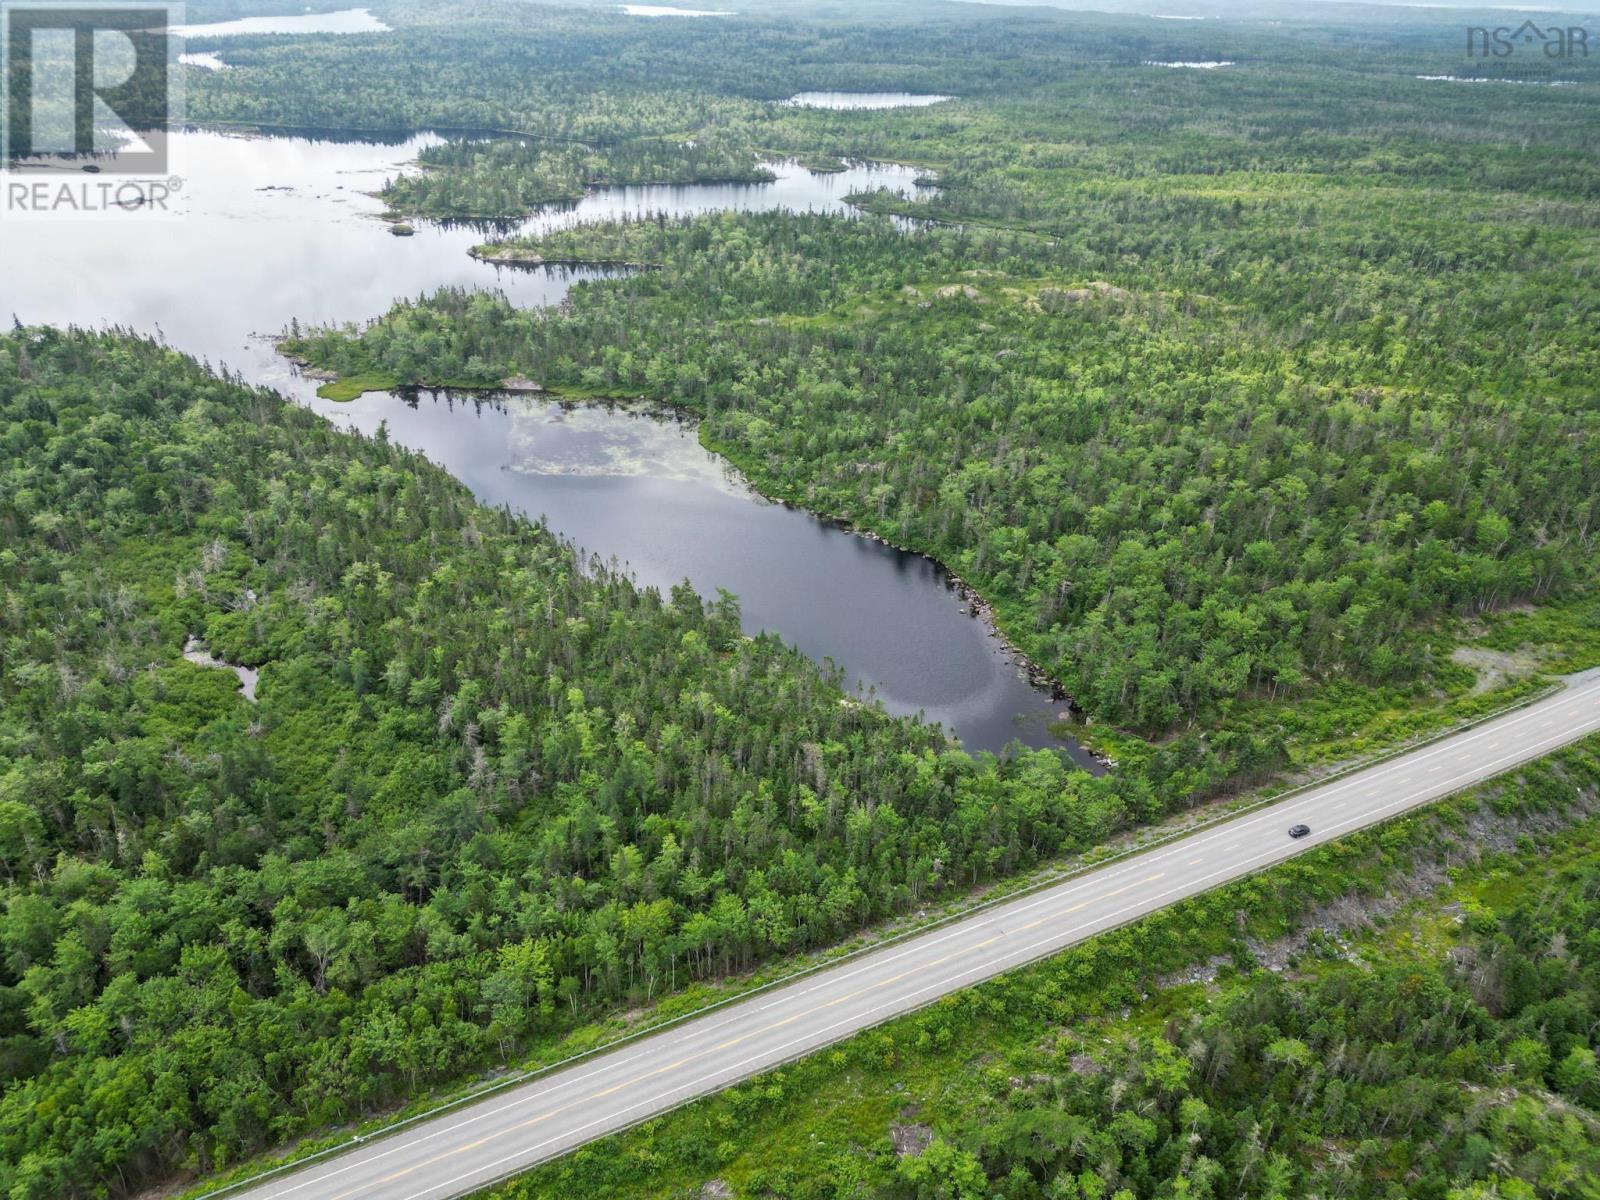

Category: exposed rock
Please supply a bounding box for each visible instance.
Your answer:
[1451,645,1541,694]
[890,1123,935,1158]
[500,376,544,393]
[471,246,542,265]
[469,246,659,269]
[700,1180,733,1200]
[1084,280,1132,300]
[281,354,338,382]
[1160,954,1234,988]
[1067,1052,1102,1076]
[1037,281,1133,309]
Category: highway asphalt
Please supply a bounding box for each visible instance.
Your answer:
[231,668,1600,1200]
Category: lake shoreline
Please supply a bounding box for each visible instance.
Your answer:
[693,429,1108,766]
[385,170,782,224]
[468,246,661,269]
[277,351,1106,769]
[8,123,1071,760]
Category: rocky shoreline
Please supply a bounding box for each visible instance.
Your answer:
[468,246,660,269]
[274,343,338,381]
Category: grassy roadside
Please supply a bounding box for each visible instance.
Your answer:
[475,735,1600,1199]
[181,672,1597,1200]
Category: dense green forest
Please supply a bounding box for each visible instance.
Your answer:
[179,0,1599,221]
[285,199,1600,729]
[5,1,1593,1196]
[381,133,777,218]
[260,0,1600,730]
[183,0,1599,141]
[0,330,1284,1198]
[484,745,1600,1200]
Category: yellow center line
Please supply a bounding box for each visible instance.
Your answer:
[320,883,1159,1197]
[1019,873,1164,933]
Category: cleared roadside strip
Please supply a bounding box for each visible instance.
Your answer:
[215,669,1600,1200]
[396,702,1600,1200]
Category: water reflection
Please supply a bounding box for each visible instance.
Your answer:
[0,128,1091,764]
[174,8,391,37]
[315,390,1094,764]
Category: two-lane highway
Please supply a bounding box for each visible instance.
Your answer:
[230,669,1600,1200]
